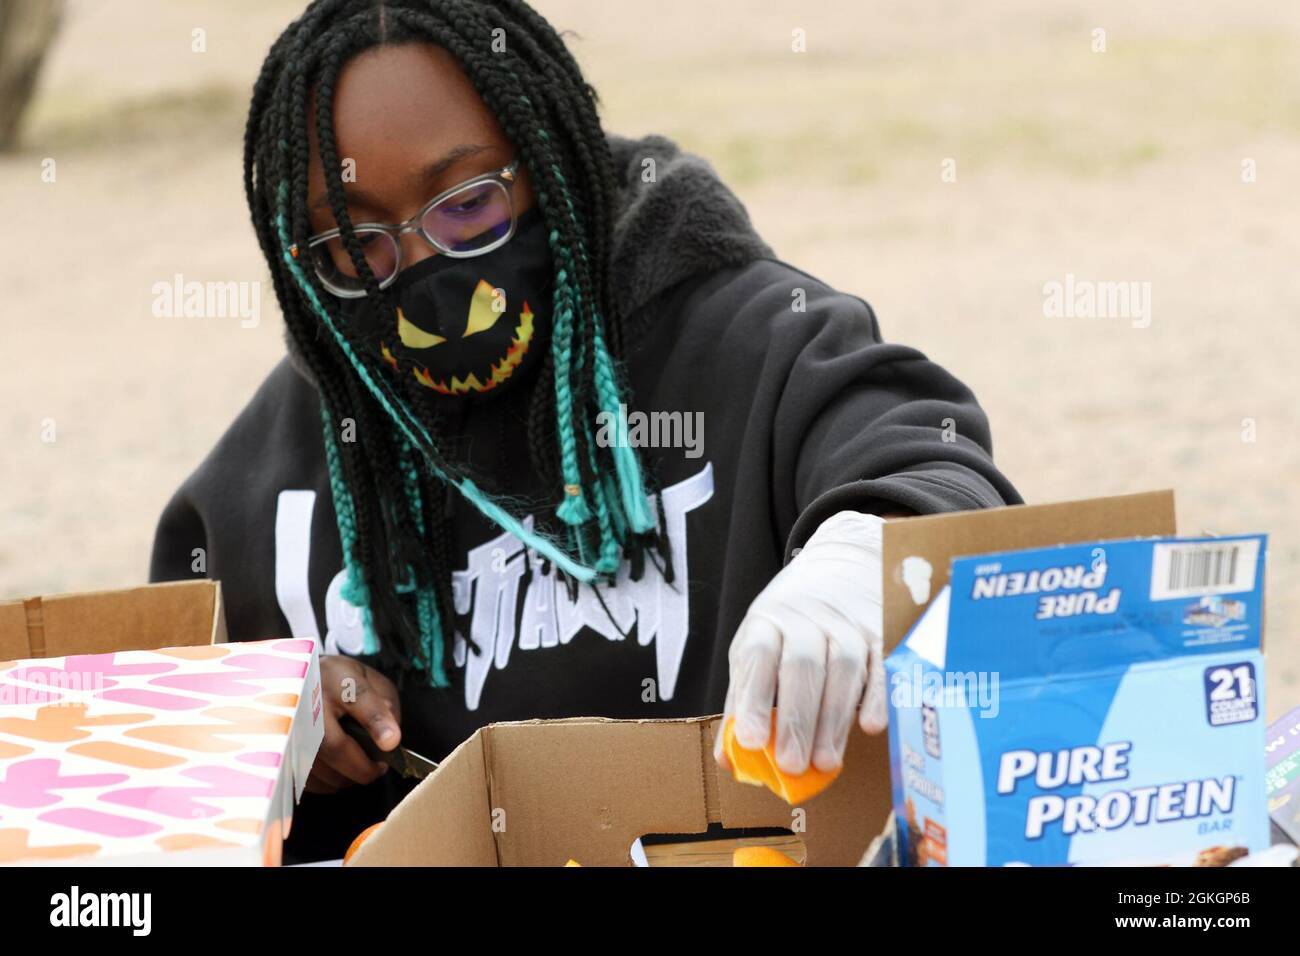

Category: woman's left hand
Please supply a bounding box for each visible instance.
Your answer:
[715,510,889,776]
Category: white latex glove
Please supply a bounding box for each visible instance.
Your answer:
[714,510,887,776]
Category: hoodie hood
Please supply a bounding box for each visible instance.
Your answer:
[605,132,775,317]
[283,131,774,385]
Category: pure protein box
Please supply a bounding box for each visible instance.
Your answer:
[885,534,1269,866]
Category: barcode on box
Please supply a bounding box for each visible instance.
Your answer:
[1150,539,1260,600]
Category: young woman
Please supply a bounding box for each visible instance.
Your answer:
[151,0,1020,861]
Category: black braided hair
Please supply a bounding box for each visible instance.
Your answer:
[244,0,663,685]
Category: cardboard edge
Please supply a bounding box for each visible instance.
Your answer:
[481,723,502,866]
[265,648,322,867]
[1,580,225,659]
[888,489,1176,536]
[483,714,721,731]
[347,724,491,867]
[0,578,217,609]
[210,581,229,645]
[21,596,46,658]
[700,718,723,825]
[288,647,324,804]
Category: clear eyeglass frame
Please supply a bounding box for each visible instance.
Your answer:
[303,156,521,299]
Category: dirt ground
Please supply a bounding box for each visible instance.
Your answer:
[1,0,1296,717]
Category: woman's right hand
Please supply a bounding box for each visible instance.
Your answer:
[305,654,403,794]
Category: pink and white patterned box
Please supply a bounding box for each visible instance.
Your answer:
[0,638,323,866]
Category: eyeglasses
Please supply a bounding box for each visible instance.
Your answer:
[303,157,521,298]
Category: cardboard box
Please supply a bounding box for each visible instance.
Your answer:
[349,492,1178,867]
[868,491,1177,860]
[349,714,884,866]
[887,534,1270,866]
[0,582,322,866]
[0,580,227,660]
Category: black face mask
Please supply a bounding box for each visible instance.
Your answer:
[339,207,552,398]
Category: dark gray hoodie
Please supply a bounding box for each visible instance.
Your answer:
[151,132,1021,859]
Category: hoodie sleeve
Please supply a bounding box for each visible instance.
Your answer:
[764,265,1019,556]
[767,263,1022,557]
[640,257,1022,562]
[149,486,209,583]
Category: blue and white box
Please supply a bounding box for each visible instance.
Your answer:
[886,534,1269,867]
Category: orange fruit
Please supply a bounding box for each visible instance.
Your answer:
[733,846,801,867]
[722,712,841,804]
[343,822,383,865]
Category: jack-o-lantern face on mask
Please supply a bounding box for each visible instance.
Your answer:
[340,207,551,397]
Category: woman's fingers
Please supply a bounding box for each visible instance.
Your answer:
[771,613,827,775]
[858,633,888,735]
[811,615,870,771]
[728,615,781,751]
[314,655,402,787]
[340,664,402,752]
[319,708,388,786]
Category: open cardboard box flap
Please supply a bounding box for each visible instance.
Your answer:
[0,579,226,659]
[352,490,1177,867]
[880,489,1175,652]
[350,714,889,867]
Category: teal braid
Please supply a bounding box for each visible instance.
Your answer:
[548,255,589,526]
[537,140,591,530]
[319,404,381,655]
[589,316,655,533]
[543,164,655,538]
[583,435,622,574]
